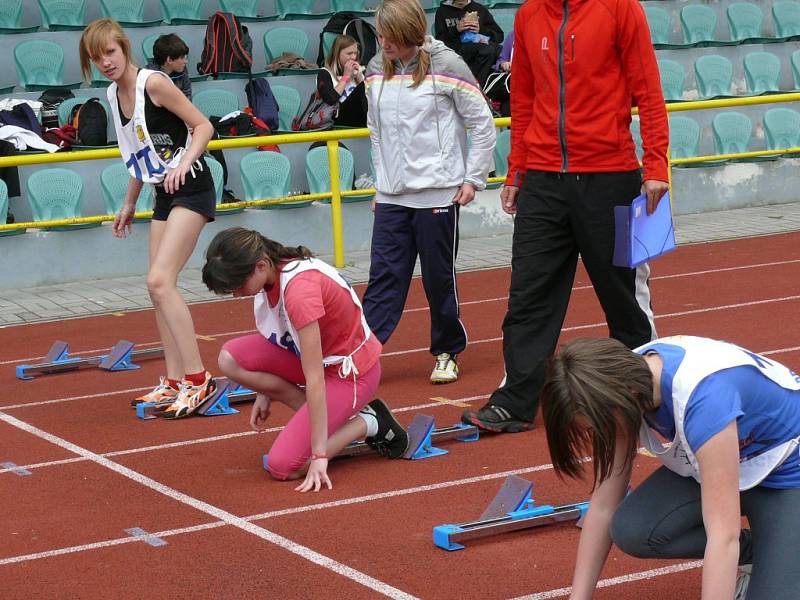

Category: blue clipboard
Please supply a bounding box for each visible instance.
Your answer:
[613,191,676,268]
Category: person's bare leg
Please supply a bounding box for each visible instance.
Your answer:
[149,220,184,379]
[147,207,207,376]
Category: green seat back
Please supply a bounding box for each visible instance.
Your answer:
[727,2,763,41]
[332,0,367,11]
[321,32,339,64]
[668,115,701,159]
[27,168,84,221]
[694,54,733,99]
[271,85,302,131]
[90,64,111,87]
[645,6,671,45]
[305,146,355,195]
[264,27,309,62]
[743,51,781,94]
[494,13,516,37]
[14,40,65,89]
[630,119,643,161]
[0,0,24,28]
[100,0,148,23]
[241,151,299,207]
[493,129,511,178]
[38,0,85,29]
[712,112,752,155]
[658,59,685,101]
[763,107,800,150]
[100,162,154,215]
[791,50,800,89]
[193,89,240,119]
[141,33,160,63]
[0,180,8,223]
[219,0,260,18]
[205,156,224,202]
[680,5,717,44]
[159,0,203,23]
[773,1,800,38]
[277,0,317,17]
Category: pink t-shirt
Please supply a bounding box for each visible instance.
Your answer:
[265,269,381,374]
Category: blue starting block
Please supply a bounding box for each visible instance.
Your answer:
[262,413,479,472]
[17,339,164,380]
[433,475,590,551]
[136,378,256,420]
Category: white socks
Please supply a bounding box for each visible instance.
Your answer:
[359,405,379,437]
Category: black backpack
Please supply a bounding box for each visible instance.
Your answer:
[38,88,75,130]
[245,78,279,132]
[69,98,108,146]
[197,11,253,77]
[317,12,379,68]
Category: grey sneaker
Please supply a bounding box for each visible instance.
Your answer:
[734,564,751,600]
[363,399,409,459]
[430,352,458,384]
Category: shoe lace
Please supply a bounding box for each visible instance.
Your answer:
[435,354,451,370]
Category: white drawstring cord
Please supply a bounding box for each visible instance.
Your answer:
[338,355,360,408]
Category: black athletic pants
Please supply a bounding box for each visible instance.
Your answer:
[490,170,656,421]
[362,202,467,356]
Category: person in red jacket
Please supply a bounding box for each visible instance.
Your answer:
[462,0,670,433]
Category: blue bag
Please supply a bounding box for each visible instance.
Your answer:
[245,78,279,133]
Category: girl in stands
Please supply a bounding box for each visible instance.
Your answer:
[318,35,368,128]
[79,19,216,419]
[202,227,407,491]
[540,336,800,600]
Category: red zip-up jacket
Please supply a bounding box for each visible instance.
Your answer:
[507,0,669,186]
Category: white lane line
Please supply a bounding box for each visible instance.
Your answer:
[0,395,490,475]
[5,257,799,366]
[0,411,417,600]
[1,386,153,410]
[509,561,703,600]
[0,462,561,567]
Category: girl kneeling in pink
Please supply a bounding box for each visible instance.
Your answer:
[202,227,407,492]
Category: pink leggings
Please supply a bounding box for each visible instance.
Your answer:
[222,334,381,480]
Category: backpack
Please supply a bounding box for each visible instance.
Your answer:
[245,78,279,132]
[69,98,108,146]
[197,11,253,77]
[41,125,77,150]
[38,88,75,130]
[316,12,378,68]
[292,90,337,132]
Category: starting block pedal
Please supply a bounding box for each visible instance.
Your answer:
[17,339,164,380]
[433,475,590,551]
[262,414,479,471]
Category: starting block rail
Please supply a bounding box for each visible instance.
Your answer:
[433,475,589,551]
[17,340,164,380]
[137,377,256,420]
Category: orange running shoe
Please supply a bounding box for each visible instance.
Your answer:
[161,372,217,419]
[131,377,179,408]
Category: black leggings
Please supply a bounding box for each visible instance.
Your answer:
[611,466,800,599]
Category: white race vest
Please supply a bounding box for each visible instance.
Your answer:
[107,69,189,184]
[638,335,800,490]
[254,258,371,374]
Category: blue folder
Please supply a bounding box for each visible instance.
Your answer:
[613,191,676,268]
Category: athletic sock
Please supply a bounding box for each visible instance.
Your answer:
[167,378,182,391]
[359,407,379,437]
[184,371,208,386]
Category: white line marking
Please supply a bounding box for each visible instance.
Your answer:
[0,410,416,600]
[5,257,799,366]
[1,386,152,410]
[509,561,703,599]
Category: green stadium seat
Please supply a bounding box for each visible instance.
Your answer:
[694,54,734,99]
[773,1,800,39]
[14,40,80,91]
[0,0,39,33]
[27,168,99,231]
[488,0,525,7]
[712,111,752,155]
[743,51,781,95]
[630,119,643,162]
[38,0,86,31]
[726,2,765,42]
[680,5,718,45]
[271,85,302,131]
[422,0,441,12]
[669,115,701,161]
[141,33,160,63]
[99,163,154,220]
[241,151,310,208]
[159,0,205,25]
[488,128,510,190]
[306,146,362,203]
[276,0,332,20]
[658,59,685,101]
[494,12,516,37]
[791,49,800,89]
[218,0,266,20]
[99,0,162,27]
[0,180,25,237]
[763,107,800,154]
[332,0,369,14]
[645,6,672,46]
[264,27,310,62]
[206,155,224,202]
[193,89,240,119]
[321,31,339,64]
[90,64,111,88]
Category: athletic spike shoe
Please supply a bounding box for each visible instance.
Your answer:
[161,372,217,420]
[363,398,409,459]
[130,377,178,408]
[461,405,535,433]
[430,353,459,384]
[734,564,752,600]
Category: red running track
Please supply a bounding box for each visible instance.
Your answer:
[1,232,800,599]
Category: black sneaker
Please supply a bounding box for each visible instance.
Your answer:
[363,399,409,459]
[461,405,535,433]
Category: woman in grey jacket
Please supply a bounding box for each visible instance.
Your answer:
[362,0,496,384]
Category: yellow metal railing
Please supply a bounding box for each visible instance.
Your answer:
[0,96,798,266]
